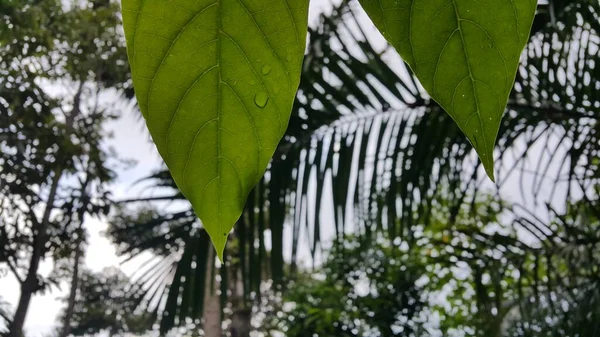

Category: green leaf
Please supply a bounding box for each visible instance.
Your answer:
[358,0,537,180]
[121,0,309,259]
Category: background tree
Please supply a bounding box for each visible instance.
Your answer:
[56,267,151,337]
[0,0,131,335]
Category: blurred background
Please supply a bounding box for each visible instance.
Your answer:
[1,0,600,336]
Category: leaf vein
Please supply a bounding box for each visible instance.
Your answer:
[181,118,219,193]
[220,31,284,133]
[234,0,291,89]
[165,64,219,161]
[146,2,219,118]
[222,81,262,180]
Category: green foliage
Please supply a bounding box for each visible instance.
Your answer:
[272,195,600,337]
[121,0,310,258]
[358,0,537,179]
[121,0,537,251]
[272,236,425,337]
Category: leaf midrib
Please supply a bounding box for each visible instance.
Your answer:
[450,0,489,160]
[216,0,223,237]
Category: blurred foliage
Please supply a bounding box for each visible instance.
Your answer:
[271,236,426,337]
[56,267,152,337]
[271,193,600,337]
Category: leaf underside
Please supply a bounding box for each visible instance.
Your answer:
[122,0,309,258]
[359,0,537,180]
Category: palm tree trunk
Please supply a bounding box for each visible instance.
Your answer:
[203,249,221,337]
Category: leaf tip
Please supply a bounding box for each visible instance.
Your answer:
[483,161,496,183]
[209,232,228,263]
[478,149,496,183]
[215,247,225,263]
[199,213,234,263]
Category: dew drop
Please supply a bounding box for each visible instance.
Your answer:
[254,91,269,108]
[261,64,272,75]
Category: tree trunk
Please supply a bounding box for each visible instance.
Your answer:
[59,167,92,337]
[203,249,221,337]
[8,81,83,337]
[229,242,250,337]
[7,171,62,337]
[58,240,83,337]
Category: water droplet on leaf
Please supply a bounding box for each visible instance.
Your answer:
[261,64,271,75]
[254,92,269,108]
